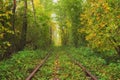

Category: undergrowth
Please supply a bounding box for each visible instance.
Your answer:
[0,47,120,80]
[66,47,120,80]
[0,49,48,80]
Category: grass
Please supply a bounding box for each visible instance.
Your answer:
[0,47,120,80]
[0,49,48,80]
[32,49,90,80]
[66,47,120,80]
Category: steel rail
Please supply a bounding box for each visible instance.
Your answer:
[73,60,98,80]
[26,52,51,80]
[68,54,98,80]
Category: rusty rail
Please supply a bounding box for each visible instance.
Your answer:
[74,60,98,80]
[68,54,98,80]
[26,52,51,80]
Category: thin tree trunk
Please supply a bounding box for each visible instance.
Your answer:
[49,26,52,45]
[11,0,16,52]
[31,0,36,23]
[12,0,16,33]
[109,38,120,56]
[112,38,120,56]
[20,0,27,50]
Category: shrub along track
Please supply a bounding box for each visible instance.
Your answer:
[26,50,98,80]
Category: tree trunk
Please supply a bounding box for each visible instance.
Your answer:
[31,0,36,23]
[19,0,27,50]
[12,0,16,33]
[11,0,17,52]
[49,26,52,45]
[115,46,120,56]
[110,38,120,56]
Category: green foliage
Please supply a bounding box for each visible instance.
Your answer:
[0,46,120,79]
[80,0,120,54]
[32,48,90,80]
[27,2,52,49]
[66,47,120,79]
[0,0,53,59]
[56,0,86,47]
[0,1,120,79]
[0,49,47,79]
[0,0,13,55]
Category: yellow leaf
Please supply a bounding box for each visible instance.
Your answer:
[7,42,11,47]
[0,34,4,38]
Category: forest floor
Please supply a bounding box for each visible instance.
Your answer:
[0,47,120,80]
[33,49,90,80]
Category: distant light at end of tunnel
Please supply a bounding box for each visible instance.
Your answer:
[53,0,58,3]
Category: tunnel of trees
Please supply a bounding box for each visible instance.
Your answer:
[0,0,120,79]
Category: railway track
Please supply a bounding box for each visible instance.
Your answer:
[52,54,60,80]
[25,50,98,80]
[26,51,51,80]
